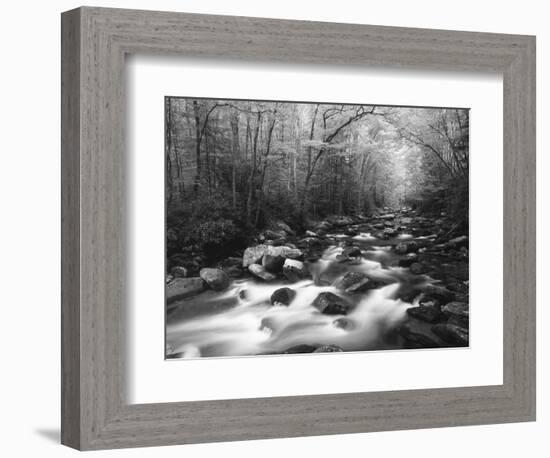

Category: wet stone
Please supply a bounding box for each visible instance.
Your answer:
[282,258,309,282]
[313,345,344,353]
[284,344,318,354]
[441,301,469,328]
[270,287,296,306]
[333,317,356,330]
[199,268,230,291]
[432,323,469,346]
[262,254,286,273]
[333,271,370,293]
[409,262,427,274]
[406,304,441,323]
[398,253,419,267]
[248,264,277,281]
[399,319,445,349]
[312,292,353,315]
[166,277,206,304]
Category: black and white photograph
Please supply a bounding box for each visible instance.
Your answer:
[165,97,470,359]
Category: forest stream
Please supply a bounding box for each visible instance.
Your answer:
[166,208,469,359]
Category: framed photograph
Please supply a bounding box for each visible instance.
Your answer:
[61,6,536,450]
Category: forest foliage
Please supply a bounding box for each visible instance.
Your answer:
[165,98,469,262]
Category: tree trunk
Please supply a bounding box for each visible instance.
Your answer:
[192,100,201,193]
[246,111,262,225]
[255,113,277,227]
[230,112,240,209]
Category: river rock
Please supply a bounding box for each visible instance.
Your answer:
[199,268,230,291]
[395,243,409,255]
[447,235,468,249]
[380,213,396,220]
[264,229,286,241]
[274,221,295,236]
[441,302,469,328]
[333,317,356,330]
[166,277,205,304]
[333,271,370,293]
[398,253,419,267]
[409,262,427,275]
[262,254,286,273]
[313,220,331,233]
[432,323,469,346]
[243,244,269,267]
[406,304,441,323]
[282,259,309,282]
[312,292,353,315]
[248,264,277,281]
[313,345,344,353]
[399,319,445,348]
[171,266,188,278]
[243,244,303,268]
[298,237,322,247]
[270,287,296,306]
[422,284,455,304]
[266,245,303,260]
[345,226,360,236]
[336,245,362,262]
[383,227,399,237]
[284,344,318,354]
[330,215,354,227]
[305,230,318,237]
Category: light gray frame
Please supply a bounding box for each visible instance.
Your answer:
[61,6,536,451]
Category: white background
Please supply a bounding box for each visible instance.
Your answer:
[129,58,503,403]
[0,0,547,457]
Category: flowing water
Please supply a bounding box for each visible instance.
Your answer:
[166,233,435,359]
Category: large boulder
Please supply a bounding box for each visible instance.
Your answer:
[406,304,441,323]
[171,266,188,278]
[264,229,287,241]
[282,259,309,282]
[336,246,362,262]
[312,292,353,315]
[266,245,303,260]
[166,277,205,304]
[242,244,303,268]
[199,268,230,291]
[447,235,468,249]
[262,254,286,273]
[432,323,469,346]
[399,319,445,348]
[248,264,277,281]
[243,244,269,268]
[441,302,469,328]
[422,284,455,305]
[270,287,296,306]
[333,271,370,293]
[273,221,295,236]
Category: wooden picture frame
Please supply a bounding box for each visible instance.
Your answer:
[61,6,536,450]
